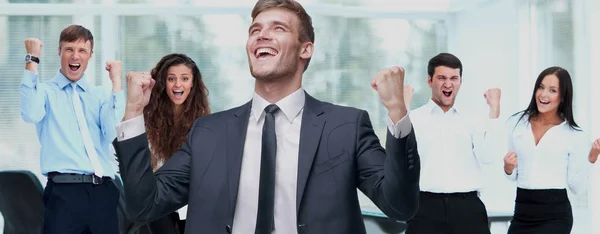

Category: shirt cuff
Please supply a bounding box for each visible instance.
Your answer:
[116,115,146,141]
[387,113,412,139]
[21,70,38,87]
[504,168,517,181]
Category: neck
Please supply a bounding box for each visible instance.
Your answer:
[173,105,183,119]
[254,73,302,103]
[534,111,561,124]
[431,97,453,113]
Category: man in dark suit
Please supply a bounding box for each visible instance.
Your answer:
[113,0,420,233]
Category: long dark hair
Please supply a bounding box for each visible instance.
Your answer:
[144,53,211,169]
[514,66,579,130]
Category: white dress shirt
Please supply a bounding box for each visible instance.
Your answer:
[505,115,591,195]
[410,100,501,193]
[115,87,412,234]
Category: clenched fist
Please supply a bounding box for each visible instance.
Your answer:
[106,60,124,92]
[503,152,518,175]
[589,138,600,163]
[371,66,407,123]
[24,38,43,57]
[484,88,501,118]
[123,71,155,121]
[105,60,123,82]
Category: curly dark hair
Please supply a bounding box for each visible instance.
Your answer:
[144,53,210,169]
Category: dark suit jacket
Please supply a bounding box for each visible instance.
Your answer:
[113,93,420,234]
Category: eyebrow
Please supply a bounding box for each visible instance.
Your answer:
[249,20,290,31]
[64,46,88,51]
[168,73,190,76]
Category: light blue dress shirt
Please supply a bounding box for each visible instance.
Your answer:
[20,69,125,178]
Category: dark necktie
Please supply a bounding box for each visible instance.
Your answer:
[255,104,280,234]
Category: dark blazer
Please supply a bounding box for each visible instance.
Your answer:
[113,93,420,234]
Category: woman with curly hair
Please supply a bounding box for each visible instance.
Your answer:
[139,53,210,234]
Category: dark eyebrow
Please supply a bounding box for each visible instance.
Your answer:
[249,20,290,32]
[249,22,262,32]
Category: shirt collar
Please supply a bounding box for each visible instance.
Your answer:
[425,98,460,115]
[56,69,89,92]
[251,87,306,123]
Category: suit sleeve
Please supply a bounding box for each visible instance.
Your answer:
[112,119,194,222]
[355,110,420,221]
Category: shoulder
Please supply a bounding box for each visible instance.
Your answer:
[316,100,366,121]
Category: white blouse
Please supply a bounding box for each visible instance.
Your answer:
[505,115,591,195]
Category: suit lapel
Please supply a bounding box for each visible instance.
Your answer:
[227,101,251,220]
[296,93,325,213]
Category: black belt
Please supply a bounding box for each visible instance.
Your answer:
[48,172,111,185]
[420,191,478,198]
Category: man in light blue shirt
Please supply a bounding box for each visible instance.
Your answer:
[20,24,124,234]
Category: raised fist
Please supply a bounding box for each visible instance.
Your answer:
[24,38,43,57]
[370,66,408,122]
[105,60,123,82]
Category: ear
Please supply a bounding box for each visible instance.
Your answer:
[58,47,61,57]
[299,41,313,60]
[427,76,433,88]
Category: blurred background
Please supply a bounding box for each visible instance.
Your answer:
[0,0,599,233]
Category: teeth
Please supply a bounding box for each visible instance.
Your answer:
[173,90,184,94]
[255,48,278,57]
[69,63,80,67]
[540,100,549,104]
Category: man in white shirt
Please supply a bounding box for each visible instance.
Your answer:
[112,0,421,233]
[405,53,501,234]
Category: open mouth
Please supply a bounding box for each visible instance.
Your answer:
[539,100,550,105]
[69,63,81,72]
[255,47,278,59]
[442,90,452,97]
[173,90,184,98]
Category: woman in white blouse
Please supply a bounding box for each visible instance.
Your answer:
[138,53,211,234]
[503,66,593,234]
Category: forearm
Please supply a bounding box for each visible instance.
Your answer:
[20,70,46,123]
[380,129,420,220]
[113,134,165,222]
[112,78,123,93]
[100,91,124,141]
[474,118,503,165]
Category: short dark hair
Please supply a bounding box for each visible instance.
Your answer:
[427,53,463,78]
[59,24,94,50]
[251,0,314,71]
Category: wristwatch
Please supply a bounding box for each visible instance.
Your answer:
[25,53,40,64]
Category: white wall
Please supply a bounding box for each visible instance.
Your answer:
[588,1,600,233]
[446,0,520,219]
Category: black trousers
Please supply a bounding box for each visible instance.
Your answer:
[406,191,491,234]
[138,212,186,234]
[508,188,573,234]
[42,177,120,234]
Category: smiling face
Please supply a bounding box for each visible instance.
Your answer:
[246,8,309,81]
[535,74,561,115]
[59,39,93,82]
[165,64,194,107]
[428,65,462,111]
